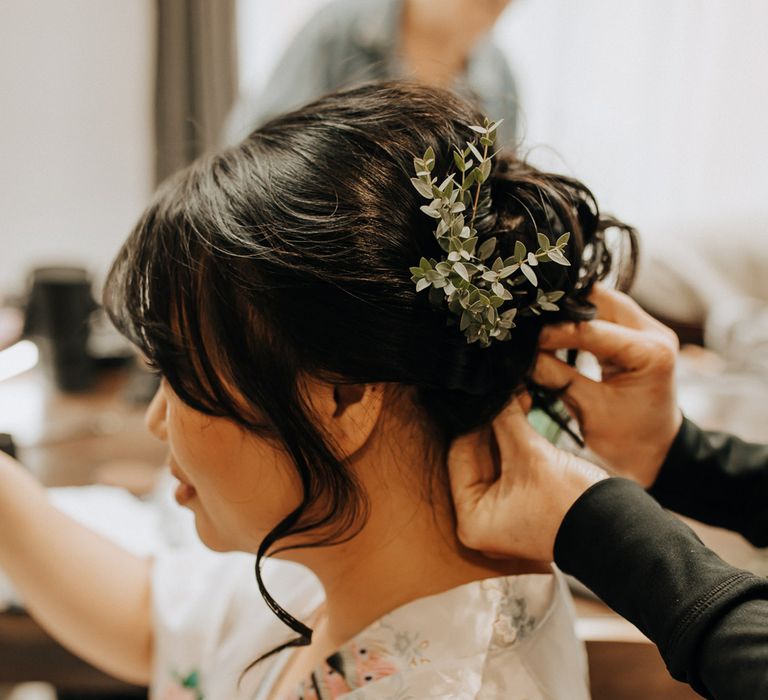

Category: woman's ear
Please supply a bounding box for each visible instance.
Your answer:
[303,378,385,459]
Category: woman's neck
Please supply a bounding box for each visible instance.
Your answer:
[282,410,545,650]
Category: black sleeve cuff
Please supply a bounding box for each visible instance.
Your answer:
[554,477,768,693]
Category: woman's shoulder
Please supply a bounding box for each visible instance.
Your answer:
[151,552,323,700]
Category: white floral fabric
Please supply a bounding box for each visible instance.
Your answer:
[151,552,589,700]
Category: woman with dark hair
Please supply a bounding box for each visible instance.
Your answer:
[0,82,635,698]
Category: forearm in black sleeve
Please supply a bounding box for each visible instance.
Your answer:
[555,478,768,699]
[650,417,768,546]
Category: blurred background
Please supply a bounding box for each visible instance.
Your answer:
[0,1,767,698]
[2,0,768,313]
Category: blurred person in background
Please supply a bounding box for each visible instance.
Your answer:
[226,0,518,146]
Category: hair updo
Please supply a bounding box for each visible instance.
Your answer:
[104,81,637,647]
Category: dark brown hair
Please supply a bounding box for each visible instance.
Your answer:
[105,81,637,653]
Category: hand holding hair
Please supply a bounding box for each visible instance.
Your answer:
[449,398,608,561]
[534,284,682,487]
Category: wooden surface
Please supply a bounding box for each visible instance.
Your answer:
[0,610,145,696]
[587,641,701,700]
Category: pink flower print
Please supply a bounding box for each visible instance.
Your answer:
[349,644,398,685]
[286,666,351,700]
[321,665,353,696]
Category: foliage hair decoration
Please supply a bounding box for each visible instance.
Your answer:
[409,118,571,348]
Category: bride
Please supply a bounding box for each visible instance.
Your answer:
[1,81,636,698]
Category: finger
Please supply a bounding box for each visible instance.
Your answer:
[516,392,533,414]
[491,399,546,474]
[532,353,598,410]
[539,320,664,372]
[493,396,533,436]
[589,284,654,330]
[448,427,496,497]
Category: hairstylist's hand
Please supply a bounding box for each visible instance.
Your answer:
[535,284,682,487]
[449,399,608,561]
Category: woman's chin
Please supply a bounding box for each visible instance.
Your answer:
[193,518,235,553]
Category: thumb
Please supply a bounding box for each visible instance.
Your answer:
[448,426,496,502]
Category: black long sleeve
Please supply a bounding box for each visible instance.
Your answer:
[649,417,768,546]
[554,478,768,699]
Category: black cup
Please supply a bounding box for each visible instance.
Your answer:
[24,266,98,392]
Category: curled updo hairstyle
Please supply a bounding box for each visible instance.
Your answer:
[105,82,637,649]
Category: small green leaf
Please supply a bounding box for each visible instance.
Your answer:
[546,249,571,266]
[527,252,539,267]
[501,307,518,322]
[453,151,466,172]
[415,278,430,292]
[468,125,487,135]
[454,262,470,281]
[514,240,527,262]
[467,141,484,162]
[410,178,434,198]
[491,281,506,297]
[557,232,571,247]
[419,205,441,219]
[460,310,472,331]
[521,263,538,286]
[478,237,497,261]
[537,232,550,250]
[424,146,435,164]
[439,175,454,191]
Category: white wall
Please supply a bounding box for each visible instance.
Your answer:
[0,0,155,296]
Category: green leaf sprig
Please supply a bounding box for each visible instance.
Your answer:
[409,118,571,347]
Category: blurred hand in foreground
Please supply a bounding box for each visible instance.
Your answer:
[449,399,608,561]
[535,284,682,487]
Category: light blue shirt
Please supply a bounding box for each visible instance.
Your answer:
[225,0,519,146]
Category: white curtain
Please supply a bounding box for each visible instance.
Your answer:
[237,0,768,318]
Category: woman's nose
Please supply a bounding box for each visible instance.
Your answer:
[145,384,168,441]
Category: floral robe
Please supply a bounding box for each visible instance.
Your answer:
[151,552,589,700]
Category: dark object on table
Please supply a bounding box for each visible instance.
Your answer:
[24,266,98,392]
[0,433,16,459]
